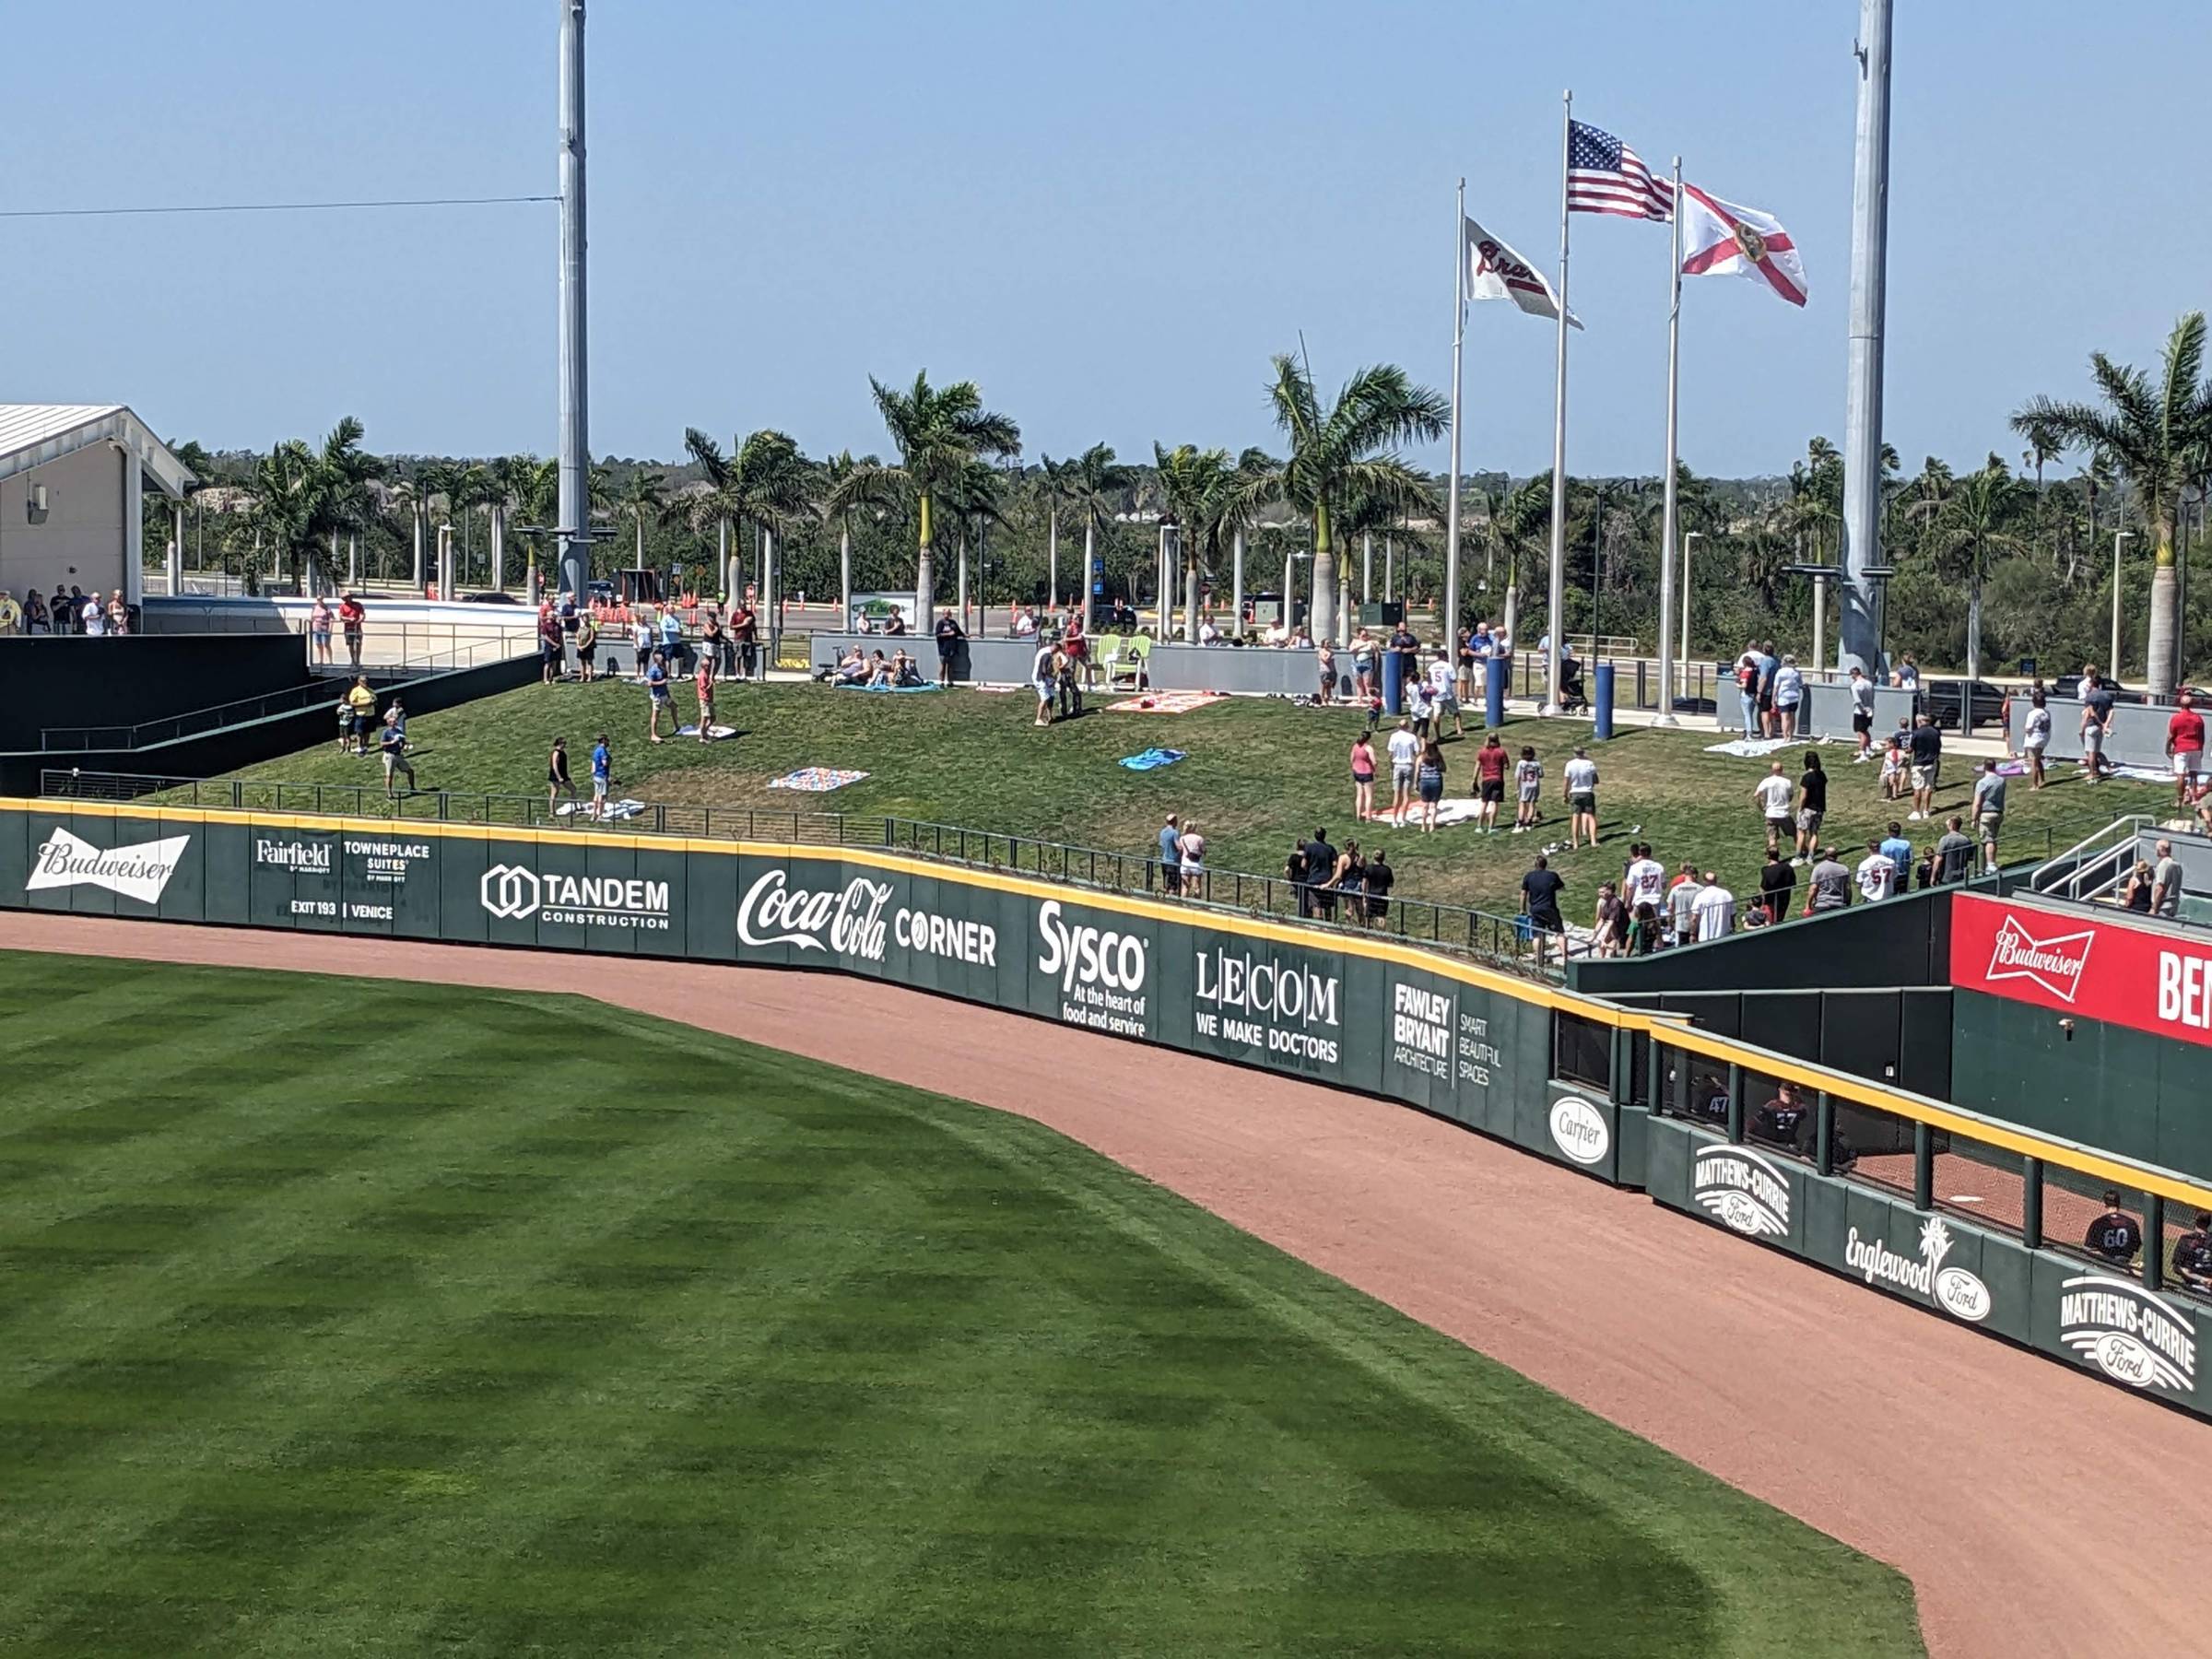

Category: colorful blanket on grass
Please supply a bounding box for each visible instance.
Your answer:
[1106,690,1228,713]
[767,768,869,793]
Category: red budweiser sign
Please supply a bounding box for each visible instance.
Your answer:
[1951,891,2212,1044]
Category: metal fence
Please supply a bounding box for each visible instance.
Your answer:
[36,769,1552,977]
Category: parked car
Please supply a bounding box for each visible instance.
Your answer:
[458,591,523,605]
[1922,678,2006,731]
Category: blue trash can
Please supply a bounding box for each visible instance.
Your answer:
[1382,647,1405,715]
[1594,663,1616,739]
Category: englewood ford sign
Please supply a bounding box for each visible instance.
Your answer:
[1951,890,2212,1045]
[1844,1216,1992,1324]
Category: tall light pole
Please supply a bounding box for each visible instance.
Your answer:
[556,1,592,606]
[1838,0,1893,675]
[1677,531,1701,697]
[2112,529,2135,676]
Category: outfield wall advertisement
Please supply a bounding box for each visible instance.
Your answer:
[4,800,2206,1421]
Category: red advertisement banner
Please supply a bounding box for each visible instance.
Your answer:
[1950,891,2212,1045]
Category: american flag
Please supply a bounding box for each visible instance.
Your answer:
[1568,121,1673,221]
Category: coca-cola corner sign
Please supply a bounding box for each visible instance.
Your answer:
[1950,891,2212,1046]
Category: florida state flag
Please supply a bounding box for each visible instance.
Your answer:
[1679,183,1807,307]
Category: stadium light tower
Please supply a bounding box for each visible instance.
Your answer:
[557,0,592,606]
[1837,0,1893,677]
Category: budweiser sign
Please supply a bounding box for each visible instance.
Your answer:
[1983,912,2095,1004]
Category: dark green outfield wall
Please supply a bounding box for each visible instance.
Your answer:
[1570,886,1952,994]
[0,635,310,749]
[6,799,2206,1420]
[1953,988,2212,1182]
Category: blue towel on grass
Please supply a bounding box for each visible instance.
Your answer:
[1119,747,1187,771]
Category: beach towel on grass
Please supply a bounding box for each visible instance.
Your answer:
[554,797,646,821]
[1107,690,1227,713]
[1360,799,1486,829]
[1118,747,1187,771]
[837,680,942,694]
[1703,736,1800,759]
[768,768,869,793]
[674,724,737,740]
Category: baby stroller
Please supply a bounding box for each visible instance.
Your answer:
[1555,654,1589,714]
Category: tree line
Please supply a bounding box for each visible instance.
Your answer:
[157,312,2212,687]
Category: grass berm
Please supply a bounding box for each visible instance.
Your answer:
[227,678,2166,923]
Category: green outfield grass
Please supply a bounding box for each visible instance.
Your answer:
[0,952,1922,1655]
[221,677,2164,921]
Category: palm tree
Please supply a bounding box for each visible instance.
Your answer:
[1244,355,1447,645]
[383,477,429,589]
[494,455,559,596]
[1152,444,1241,641]
[939,458,1008,624]
[682,429,809,606]
[809,450,873,622]
[1932,455,2028,683]
[1036,454,1082,612]
[615,468,668,571]
[2014,312,2212,691]
[246,417,378,594]
[859,371,1021,624]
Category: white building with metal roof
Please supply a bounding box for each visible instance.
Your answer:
[0,405,196,618]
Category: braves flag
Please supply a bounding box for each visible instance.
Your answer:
[1464,216,1582,330]
[1679,183,1807,306]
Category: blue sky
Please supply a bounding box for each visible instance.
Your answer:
[6,1,2206,480]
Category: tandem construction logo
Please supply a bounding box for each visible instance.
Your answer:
[1844,1216,1992,1324]
[1692,1144,1791,1238]
[479,864,671,931]
[1037,900,1149,1037]
[2058,1275,2197,1395]
[28,826,190,904]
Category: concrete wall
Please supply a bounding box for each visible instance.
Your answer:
[0,445,132,610]
[1800,679,1920,743]
[2008,694,2191,771]
[809,630,1377,699]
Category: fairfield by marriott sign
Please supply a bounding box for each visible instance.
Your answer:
[1950,891,2212,1046]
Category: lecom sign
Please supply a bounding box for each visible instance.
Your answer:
[1950,891,2212,1045]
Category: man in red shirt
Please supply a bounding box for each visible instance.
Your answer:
[337,594,366,668]
[2167,691,2205,809]
[1472,732,1510,832]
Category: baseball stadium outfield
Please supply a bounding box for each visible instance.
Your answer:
[0,949,1923,1655]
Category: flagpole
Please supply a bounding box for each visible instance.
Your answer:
[1655,156,1683,727]
[1543,89,1571,714]
[1443,177,1466,659]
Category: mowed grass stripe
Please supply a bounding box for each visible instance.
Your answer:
[0,953,1923,1656]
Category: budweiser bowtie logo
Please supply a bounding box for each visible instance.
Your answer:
[1985,913,2095,1003]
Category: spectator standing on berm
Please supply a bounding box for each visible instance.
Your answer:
[547,736,577,813]
[1304,827,1340,923]
[1847,665,1876,761]
[1806,845,1852,913]
[1794,752,1827,865]
[933,607,965,688]
[2151,838,2184,918]
[1759,849,1794,925]
[2078,665,2116,782]
[1934,816,1975,884]
[2167,690,2206,810]
[1157,815,1182,898]
[1754,761,1794,859]
[1971,760,2006,874]
[1562,747,1599,850]
[1907,714,1942,822]
[1691,871,1735,942]
[1521,853,1566,967]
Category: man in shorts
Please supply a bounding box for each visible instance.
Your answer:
[379,704,416,797]
[933,607,966,688]
[1623,841,1665,914]
[645,650,678,743]
[2167,690,2205,809]
[1971,759,2007,873]
[1561,746,1599,849]
[1473,733,1509,832]
[589,733,612,820]
[2078,665,2116,782]
[1426,648,1464,738]
[1907,713,1941,821]
[1031,636,1058,726]
[1520,853,1566,967]
[1158,814,1183,897]
[1753,760,1794,857]
[1386,717,1420,828]
[2151,838,2185,918]
[1847,665,1876,760]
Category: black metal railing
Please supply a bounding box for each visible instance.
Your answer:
[39,676,408,752]
[36,769,1550,977]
